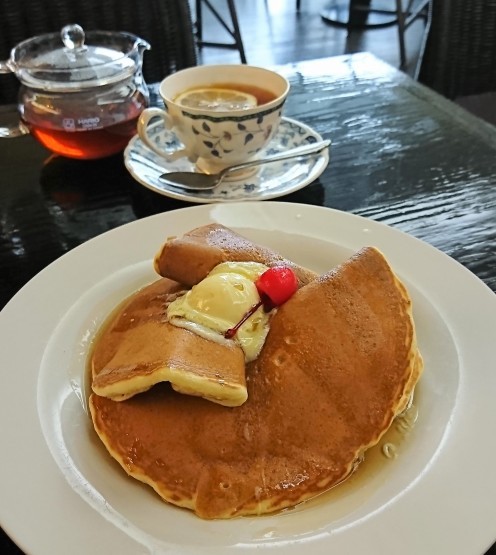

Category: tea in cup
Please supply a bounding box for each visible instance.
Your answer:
[137,64,290,174]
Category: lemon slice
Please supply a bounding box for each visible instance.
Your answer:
[175,87,258,111]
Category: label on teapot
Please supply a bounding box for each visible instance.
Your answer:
[77,117,101,130]
[61,116,105,132]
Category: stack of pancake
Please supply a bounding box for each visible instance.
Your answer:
[89,224,423,519]
[91,225,316,406]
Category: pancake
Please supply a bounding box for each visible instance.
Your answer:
[91,278,247,406]
[92,226,317,405]
[90,246,423,519]
[154,223,316,287]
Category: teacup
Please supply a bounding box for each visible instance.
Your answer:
[137,64,290,174]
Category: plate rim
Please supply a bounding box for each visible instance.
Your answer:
[1,202,495,555]
[124,117,330,203]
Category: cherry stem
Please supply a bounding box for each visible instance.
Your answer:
[224,300,263,339]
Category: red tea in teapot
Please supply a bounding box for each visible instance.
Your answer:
[27,113,140,159]
[21,90,147,160]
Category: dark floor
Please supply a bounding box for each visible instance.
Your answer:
[193,0,426,77]
[195,0,496,128]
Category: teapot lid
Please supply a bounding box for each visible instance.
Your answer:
[8,24,150,91]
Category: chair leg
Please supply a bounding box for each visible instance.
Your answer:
[226,0,247,63]
[195,0,203,45]
[395,0,432,72]
[413,0,432,80]
[395,0,407,69]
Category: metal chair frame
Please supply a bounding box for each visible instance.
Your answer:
[299,0,432,71]
[194,0,247,63]
[395,0,432,72]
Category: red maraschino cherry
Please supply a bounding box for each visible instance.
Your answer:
[255,266,299,309]
[224,266,298,339]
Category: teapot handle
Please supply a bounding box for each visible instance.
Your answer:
[0,120,30,138]
[0,60,30,137]
[0,59,12,74]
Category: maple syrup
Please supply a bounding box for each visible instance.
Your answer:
[286,397,420,518]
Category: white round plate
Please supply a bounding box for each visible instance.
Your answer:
[1,202,495,555]
[124,117,329,203]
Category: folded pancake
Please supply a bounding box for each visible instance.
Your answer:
[154,223,316,287]
[92,227,316,405]
[91,278,247,406]
[90,246,423,519]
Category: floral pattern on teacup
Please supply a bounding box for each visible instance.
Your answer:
[181,102,285,162]
[191,120,274,158]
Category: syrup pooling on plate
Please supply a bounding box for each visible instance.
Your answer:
[285,397,420,520]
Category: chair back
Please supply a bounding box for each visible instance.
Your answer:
[418,0,496,99]
[0,0,197,104]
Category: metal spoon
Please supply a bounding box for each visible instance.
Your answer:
[159,139,330,190]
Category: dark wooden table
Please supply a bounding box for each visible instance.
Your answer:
[1,52,495,554]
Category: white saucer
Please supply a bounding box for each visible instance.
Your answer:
[124,117,329,203]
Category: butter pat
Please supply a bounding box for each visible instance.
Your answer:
[167,262,270,361]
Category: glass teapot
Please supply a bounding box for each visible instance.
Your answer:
[0,24,150,159]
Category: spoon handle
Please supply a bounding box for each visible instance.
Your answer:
[221,139,331,178]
